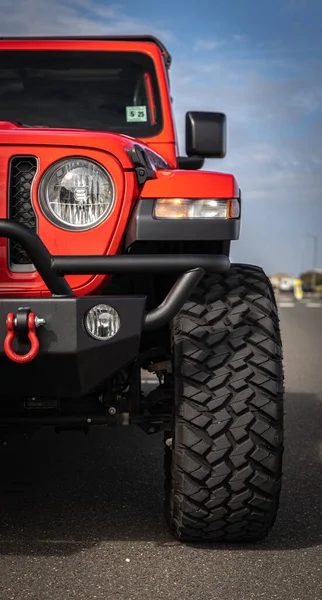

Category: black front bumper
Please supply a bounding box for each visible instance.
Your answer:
[0,220,230,397]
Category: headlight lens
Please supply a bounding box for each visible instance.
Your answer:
[154,198,240,219]
[39,158,115,230]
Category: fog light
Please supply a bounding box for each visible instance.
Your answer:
[85,304,120,340]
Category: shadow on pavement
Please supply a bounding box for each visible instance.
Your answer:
[0,392,321,556]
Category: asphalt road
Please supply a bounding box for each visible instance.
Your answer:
[0,296,322,600]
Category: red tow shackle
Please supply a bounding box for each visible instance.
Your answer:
[4,312,40,364]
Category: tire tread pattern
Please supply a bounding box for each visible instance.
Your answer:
[165,264,284,542]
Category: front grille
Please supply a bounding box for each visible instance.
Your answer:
[8,156,38,268]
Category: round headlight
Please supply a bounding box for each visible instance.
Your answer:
[39,158,115,231]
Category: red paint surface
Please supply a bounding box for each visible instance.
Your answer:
[0,39,239,298]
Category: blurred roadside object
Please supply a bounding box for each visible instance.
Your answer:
[270,272,293,291]
[293,278,303,300]
[304,234,319,290]
[278,276,294,293]
[299,269,322,294]
[302,282,314,293]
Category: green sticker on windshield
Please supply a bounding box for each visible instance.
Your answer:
[126,106,147,122]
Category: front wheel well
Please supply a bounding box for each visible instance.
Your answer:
[125,239,231,258]
[104,240,230,354]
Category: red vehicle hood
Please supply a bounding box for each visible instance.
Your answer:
[0,121,172,169]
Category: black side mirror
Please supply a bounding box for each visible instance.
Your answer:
[185,111,226,158]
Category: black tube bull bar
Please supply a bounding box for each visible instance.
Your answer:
[0,220,230,331]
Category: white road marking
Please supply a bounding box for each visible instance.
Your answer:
[278,302,295,308]
[277,300,321,309]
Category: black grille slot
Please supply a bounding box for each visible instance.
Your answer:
[9,156,38,268]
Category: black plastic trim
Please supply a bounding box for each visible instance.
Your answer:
[8,155,38,271]
[125,199,240,247]
[177,156,205,170]
[126,144,156,186]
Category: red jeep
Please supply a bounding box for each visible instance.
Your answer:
[0,35,284,543]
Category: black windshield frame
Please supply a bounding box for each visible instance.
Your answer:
[0,50,164,137]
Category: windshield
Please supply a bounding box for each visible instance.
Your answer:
[0,50,163,137]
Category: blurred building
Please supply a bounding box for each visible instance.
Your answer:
[270,273,293,290]
[299,269,322,293]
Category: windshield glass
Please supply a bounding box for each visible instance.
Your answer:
[0,50,163,137]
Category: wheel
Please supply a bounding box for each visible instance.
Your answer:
[164,264,284,543]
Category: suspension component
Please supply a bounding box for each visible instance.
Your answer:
[4,311,44,364]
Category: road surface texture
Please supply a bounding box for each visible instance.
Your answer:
[0,297,322,600]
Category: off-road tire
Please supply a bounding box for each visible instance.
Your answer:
[165,264,284,543]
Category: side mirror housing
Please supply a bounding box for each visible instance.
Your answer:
[177,156,205,170]
[185,111,226,158]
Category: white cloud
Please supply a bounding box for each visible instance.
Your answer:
[194,35,248,51]
[0,0,174,42]
[232,34,248,42]
[194,39,226,51]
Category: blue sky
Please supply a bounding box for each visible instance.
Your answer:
[1,0,322,276]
